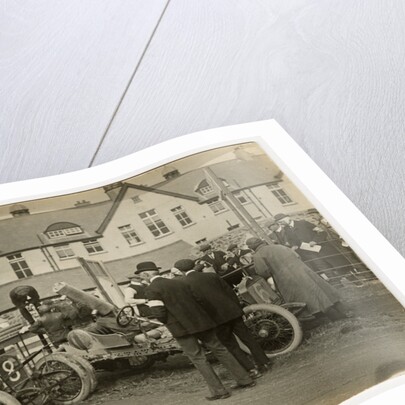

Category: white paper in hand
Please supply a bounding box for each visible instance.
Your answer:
[300,242,322,252]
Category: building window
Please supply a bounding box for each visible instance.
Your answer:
[83,239,104,254]
[64,227,83,235]
[234,191,250,204]
[195,238,207,245]
[7,254,33,279]
[208,201,227,214]
[200,185,214,195]
[118,225,142,245]
[171,206,193,227]
[267,184,294,205]
[54,244,75,259]
[139,209,170,237]
[47,230,65,238]
[47,226,83,239]
[132,196,142,204]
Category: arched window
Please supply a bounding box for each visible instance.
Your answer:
[45,222,83,239]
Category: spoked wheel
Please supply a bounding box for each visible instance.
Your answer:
[116,306,135,327]
[34,353,91,404]
[55,353,97,394]
[15,387,46,405]
[243,303,303,358]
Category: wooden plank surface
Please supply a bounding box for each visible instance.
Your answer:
[92,0,405,255]
[1,0,405,257]
[0,0,167,182]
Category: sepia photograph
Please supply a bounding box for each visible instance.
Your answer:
[0,141,404,405]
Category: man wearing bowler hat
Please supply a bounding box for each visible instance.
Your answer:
[175,259,271,377]
[137,261,255,401]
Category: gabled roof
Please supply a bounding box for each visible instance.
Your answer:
[0,202,112,255]
[0,156,281,256]
[157,155,281,197]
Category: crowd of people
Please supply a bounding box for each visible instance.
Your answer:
[121,213,355,400]
[126,259,268,401]
[10,212,357,401]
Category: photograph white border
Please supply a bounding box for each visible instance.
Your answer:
[1,119,404,403]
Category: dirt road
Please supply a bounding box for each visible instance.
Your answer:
[84,282,405,405]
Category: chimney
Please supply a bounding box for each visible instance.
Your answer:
[103,182,123,201]
[9,204,30,217]
[162,165,180,180]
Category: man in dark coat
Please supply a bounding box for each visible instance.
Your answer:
[313,218,366,286]
[139,261,254,401]
[199,243,229,275]
[226,243,253,269]
[274,213,332,275]
[174,259,270,376]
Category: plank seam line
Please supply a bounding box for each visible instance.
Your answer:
[88,0,172,167]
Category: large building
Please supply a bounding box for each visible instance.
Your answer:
[0,155,312,310]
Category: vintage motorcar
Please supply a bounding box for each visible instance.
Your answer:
[2,269,304,404]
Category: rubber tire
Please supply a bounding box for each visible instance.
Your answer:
[35,352,91,404]
[242,303,303,358]
[57,353,98,393]
[0,391,22,405]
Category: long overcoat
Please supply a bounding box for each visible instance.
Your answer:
[251,242,340,316]
[145,277,216,338]
[181,271,243,325]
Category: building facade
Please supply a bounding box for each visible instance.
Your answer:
[0,155,312,309]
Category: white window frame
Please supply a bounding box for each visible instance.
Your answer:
[131,196,142,204]
[234,191,250,205]
[118,224,142,245]
[208,201,227,214]
[139,209,171,238]
[47,226,83,239]
[54,244,75,259]
[171,206,194,227]
[83,239,104,254]
[200,185,214,195]
[7,253,33,279]
[64,227,83,235]
[267,184,295,205]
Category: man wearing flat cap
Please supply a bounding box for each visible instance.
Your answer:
[139,261,254,401]
[175,259,270,377]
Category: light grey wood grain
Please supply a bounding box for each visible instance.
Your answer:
[0,0,167,182]
[92,0,405,255]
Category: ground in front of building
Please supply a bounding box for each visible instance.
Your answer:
[83,281,405,405]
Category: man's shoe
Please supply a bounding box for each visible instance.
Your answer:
[205,393,231,401]
[230,380,256,390]
[258,363,272,374]
[249,368,263,379]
